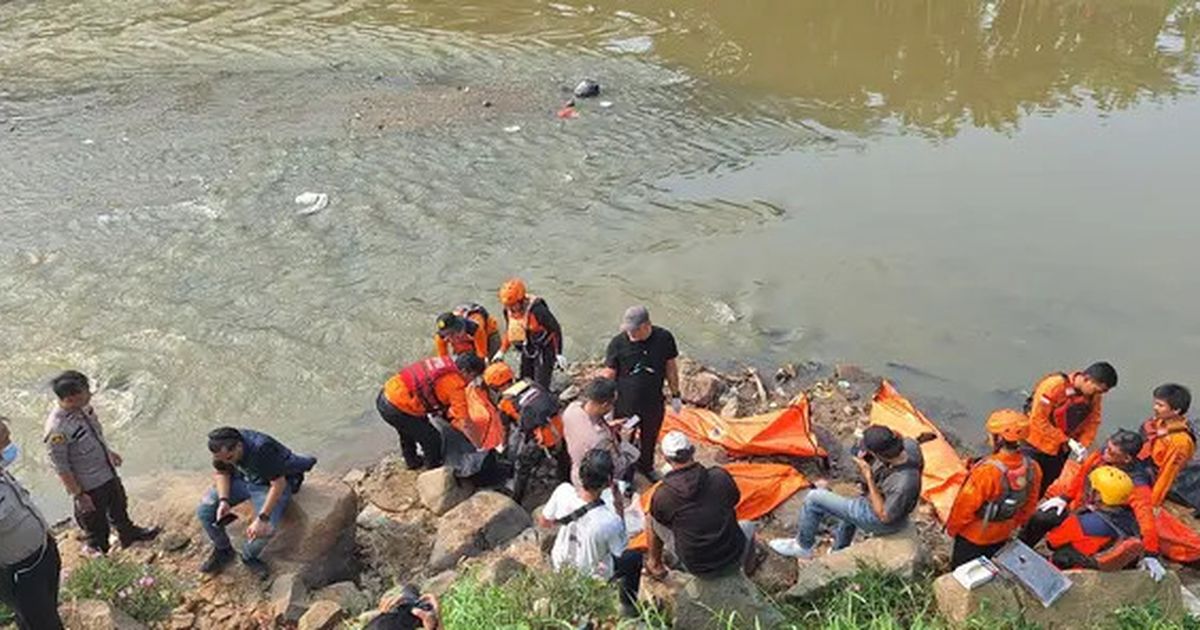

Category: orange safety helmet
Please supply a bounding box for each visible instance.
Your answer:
[483,362,515,389]
[986,409,1030,443]
[498,278,527,308]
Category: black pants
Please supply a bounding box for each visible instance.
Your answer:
[76,477,138,552]
[612,549,644,609]
[632,399,666,475]
[950,536,1006,569]
[1018,507,1068,548]
[376,392,443,469]
[518,346,554,390]
[0,537,64,630]
[1029,448,1068,496]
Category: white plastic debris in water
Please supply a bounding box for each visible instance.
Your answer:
[604,35,653,55]
[599,101,614,108]
[504,125,522,133]
[294,192,329,215]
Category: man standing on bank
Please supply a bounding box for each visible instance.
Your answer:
[44,371,159,555]
[602,306,681,480]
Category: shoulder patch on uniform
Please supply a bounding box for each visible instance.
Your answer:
[47,433,66,445]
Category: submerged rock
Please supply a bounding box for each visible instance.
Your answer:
[573,79,601,98]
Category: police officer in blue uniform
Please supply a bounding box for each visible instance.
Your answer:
[197,427,316,581]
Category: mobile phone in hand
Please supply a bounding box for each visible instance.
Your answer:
[623,415,641,430]
[215,513,238,528]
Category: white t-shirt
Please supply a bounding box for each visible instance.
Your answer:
[542,482,630,580]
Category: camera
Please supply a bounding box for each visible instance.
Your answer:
[850,443,875,463]
[364,585,433,630]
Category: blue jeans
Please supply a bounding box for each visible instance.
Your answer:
[196,478,291,560]
[796,488,904,551]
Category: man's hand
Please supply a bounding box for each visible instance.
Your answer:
[853,455,873,478]
[670,397,682,415]
[1067,439,1086,461]
[813,478,830,490]
[1139,557,1167,582]
[555,354,568,370]
[491,350,505,363]
[215,500,232,523]
[74,493,96,514]
[643,556,668,580]
[1039,497,1068,516]
[412,594,441,630]
[108,451,123,467]
[246,517,273,540]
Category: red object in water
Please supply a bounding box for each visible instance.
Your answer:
[556,105,578,119]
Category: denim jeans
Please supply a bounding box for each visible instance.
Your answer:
[796,488,904,550]
[196,477,292,560]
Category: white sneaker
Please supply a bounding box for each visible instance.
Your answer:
[768,538,813,559]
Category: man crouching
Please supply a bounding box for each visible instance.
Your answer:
[196,427,316,581]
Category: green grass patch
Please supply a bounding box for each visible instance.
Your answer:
[62,555,181,623]
[0,602,13,626]
[781,567,945,630]
[440,568,618,629]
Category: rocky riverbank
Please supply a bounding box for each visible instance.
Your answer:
[37,358,1197,629]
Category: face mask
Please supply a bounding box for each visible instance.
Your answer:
[1,443,19,468]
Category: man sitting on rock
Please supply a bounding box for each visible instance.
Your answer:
[538,448,643,618]
[644,431,751,579]
[197,427,317,580]
[769,425,923,559]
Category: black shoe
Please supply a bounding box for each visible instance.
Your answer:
[200,548,235,574]
[242,557,270,582]
[404,456,425,471]
[119,525,161,548]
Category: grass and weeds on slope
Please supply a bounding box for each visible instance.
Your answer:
[352,565,1198,630]
[61,555,181,623]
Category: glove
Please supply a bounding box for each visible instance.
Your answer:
[555,354,568,370]
[1067,439,1086,460]
[671,396,682,414]
[1039,496,1068,516]
[491,350,505,363]
[1139,556,1166,582]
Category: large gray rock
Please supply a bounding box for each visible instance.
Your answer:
[782,522,926,600]
[934,568,1184,629]
[59,600,147,630]
[428,491,532,571]
[417,466,473,515]
[681,372,725,408]
[313,581,371,616]
[641,570,783,629]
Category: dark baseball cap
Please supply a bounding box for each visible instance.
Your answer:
[621,305,650,333]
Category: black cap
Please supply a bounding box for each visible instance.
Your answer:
[436,312,463,336]
[863,425,903,459]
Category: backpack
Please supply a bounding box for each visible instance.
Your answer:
[975,456,1034,524]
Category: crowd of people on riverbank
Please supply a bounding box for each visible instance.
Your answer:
[1,276,1195,629]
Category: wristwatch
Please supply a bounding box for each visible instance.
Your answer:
[257,513,270,522]
[218,497,231,505]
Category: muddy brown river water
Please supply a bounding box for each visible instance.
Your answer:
[2,0,1198,513]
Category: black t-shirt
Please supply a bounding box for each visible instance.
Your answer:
[649,463,745,576]
[605,326,678,414]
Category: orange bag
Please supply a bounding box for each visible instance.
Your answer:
[659,396,826,459]
[1157,510,1200,564]
[628,462,809,551]
[460,384,505,451]
[869,380,968,523]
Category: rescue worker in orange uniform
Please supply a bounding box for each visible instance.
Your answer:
[494,278,565,390]
[1045,466,1153,575]
[1138,383,1195,507]
[376,354,485,470]
[1024,362,1118,494]
[1020,429,1166,580]
[482,362,569,503]
[945,410,1042,568]
[433,304,501,362]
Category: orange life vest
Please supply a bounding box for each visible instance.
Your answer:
[1141,417,1196,453]
[505,296,551,351]
[1046,509,1144,570]
[454,302,499,336]
[399,356,459,414]
[1026,372,1096,437]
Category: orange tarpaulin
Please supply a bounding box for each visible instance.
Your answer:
[1157,510,1200,564]
[659,396,826,459]
[869,380,967,523]
[628,462,810,551]
[459,385,505,451]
